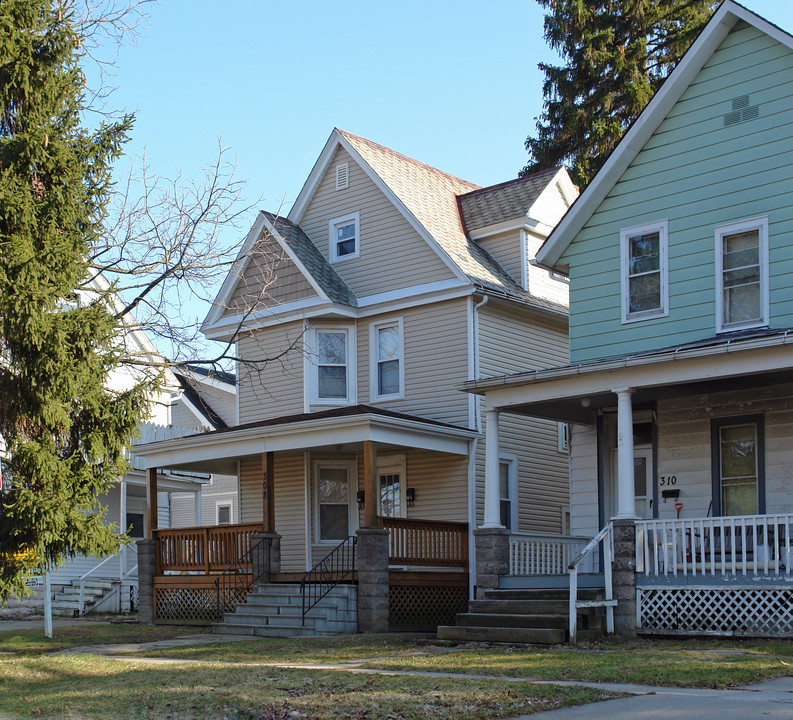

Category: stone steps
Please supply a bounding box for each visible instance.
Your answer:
[437,583,608,645]
[214,582,357,637]
[51,579,117,616]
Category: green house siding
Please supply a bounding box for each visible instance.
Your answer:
[563,22,793,363]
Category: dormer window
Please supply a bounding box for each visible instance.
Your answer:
[329,212,360,263]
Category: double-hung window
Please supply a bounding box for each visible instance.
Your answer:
[715,217,768,333]
[499,455,517,530]
[329,212,360,263]
[620,220,668,323]
[712,415,765,516]
[312,328,353,403]
[370,319,403,400]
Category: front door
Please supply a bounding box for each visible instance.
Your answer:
[610,446,654,519]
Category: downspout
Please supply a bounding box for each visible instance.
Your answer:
[468,295,489,599]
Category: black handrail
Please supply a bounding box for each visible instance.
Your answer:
[214,535,272,622]
[301,535,356,625]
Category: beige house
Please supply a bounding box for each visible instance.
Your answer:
[133,129,576,632]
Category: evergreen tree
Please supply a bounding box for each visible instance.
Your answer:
[0,1,152,600]
[523,0,716,187]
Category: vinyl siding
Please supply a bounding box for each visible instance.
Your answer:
[222,230,317,319]
[476,303,570,533]
[569,423,599,539]
[561,22,793,362]
[170,473,238,527]
[656,383,793,519]
[298,146,455,298]
[239,453,307,572]
[525,231,570,307]
[477,230,522,286]
[355,299,470,427]
[237,322,305,423]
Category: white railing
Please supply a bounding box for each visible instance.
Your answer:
[78,554,117,616]
[636,514,793,580]
[569,523,615,643]
[509,532,592,575]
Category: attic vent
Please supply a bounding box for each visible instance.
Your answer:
[336,163,349,190]
[724,95,759,126]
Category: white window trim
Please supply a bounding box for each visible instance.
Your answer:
[313,458,358,544]
[308,326,356,405]
[328,212,360,263]
[215,502,233,525]
[499,453,518,531]
[620,219,669,324]
[369,317,405,401]
[557,422,570,454]
[715,216,769,334]
[377,454,407,519]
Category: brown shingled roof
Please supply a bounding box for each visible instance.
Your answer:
[457,167,563,234]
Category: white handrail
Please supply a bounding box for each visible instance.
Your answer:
[78,553,118,616]
[568,523,614,643]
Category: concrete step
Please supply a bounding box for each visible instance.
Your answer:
[482,588,603,601]
[437,624,566,645]
[455,612,567,630]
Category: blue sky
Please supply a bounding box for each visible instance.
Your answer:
[93,0,793,353]
[103,0,793,218]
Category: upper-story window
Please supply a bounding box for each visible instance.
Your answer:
[620,220,668,324]
[311,327,354,403]
[715,217,768,333]
[370,319,404,400]
[329,212,360,263]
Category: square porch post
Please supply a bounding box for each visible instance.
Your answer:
[138,466,158,623]
[357,440,389,632]
[253,451,280,581]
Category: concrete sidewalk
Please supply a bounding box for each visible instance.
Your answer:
[523,676,793,719]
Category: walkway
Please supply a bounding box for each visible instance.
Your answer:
[56,634,793,719]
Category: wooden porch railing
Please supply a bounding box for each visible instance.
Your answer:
[636,514,793,579]
[154,523,262,574]
[383,517,468,568]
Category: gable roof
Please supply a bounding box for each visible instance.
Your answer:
[262,212,357,307]
[290,128,565,311]
[457,167,563,234]
[536,0,793,271]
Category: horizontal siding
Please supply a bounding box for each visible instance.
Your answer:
[561,22,793,362]
[239,453,307,573]
[237,322,305,423]
[477,230,522,286]
[298,146,454,298]
[569,424,599,539]
[525,232,569,307]
[473,410,569,534]
[355,299,470,427]
[657,383,793,519]
[223,231,317,319]
[479,302,568,376]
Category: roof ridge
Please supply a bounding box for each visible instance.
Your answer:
[457,166,562,201]
[337,128,481,191]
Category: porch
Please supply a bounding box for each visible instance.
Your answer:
[145,516,469,629]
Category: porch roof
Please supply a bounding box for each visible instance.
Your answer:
[463,327,793,423]
[133,404,479,474]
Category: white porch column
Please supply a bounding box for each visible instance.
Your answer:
[119,478,127,587]
[614,387,638,520]
[194,487,202,527]
[482,409,503,528]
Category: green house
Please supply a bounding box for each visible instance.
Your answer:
[469,1,793,638]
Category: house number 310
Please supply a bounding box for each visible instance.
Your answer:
[659,475,677,486]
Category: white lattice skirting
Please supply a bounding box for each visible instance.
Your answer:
[638,587,793,636]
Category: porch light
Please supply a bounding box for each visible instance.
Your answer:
[357,490,365,509]
[406,487,415,507]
